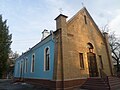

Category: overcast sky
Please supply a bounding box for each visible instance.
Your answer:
[0,0,120,54]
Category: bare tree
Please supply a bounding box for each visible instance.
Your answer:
[109,32,120,72]
[101,25,120,72]
[7,50,19,78]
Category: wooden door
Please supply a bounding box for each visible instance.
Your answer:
[87,53,98,77]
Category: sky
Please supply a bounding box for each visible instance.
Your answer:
[0,0,120,55]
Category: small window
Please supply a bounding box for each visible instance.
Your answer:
[44,47,50,71]
[25,57,28,73]
[79,53,84,69]
[99,55,103,69]
[31,54,35,72]
[84,15,87,24]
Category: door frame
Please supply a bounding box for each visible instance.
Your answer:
[87,52,99,77]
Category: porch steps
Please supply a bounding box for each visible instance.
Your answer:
[108,76,120,90]
[80,77,120,90]
[80,78,109,90]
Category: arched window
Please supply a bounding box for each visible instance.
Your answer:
[87,43,94,53]
[44,47,50,71]
[31,54,35,72]
[79,53,84,69]
[84,15,87,24]
[25,57,28,73]
[20,60,23,77]
[17,61,20,76]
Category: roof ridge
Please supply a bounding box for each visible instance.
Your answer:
[67,7,86,23]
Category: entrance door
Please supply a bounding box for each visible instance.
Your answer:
[87,53,98,77]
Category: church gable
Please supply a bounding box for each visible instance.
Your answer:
[61,7,114,88]
[67,7,104,44]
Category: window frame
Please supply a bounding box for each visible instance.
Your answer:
[25,57,28,73]
[84,15,87,24]
[17,61,19,76]
[20,59,23,76]
[44,46,50,71]
[99,55,104,69]
[79,53,85,69]
[31,53,35,73]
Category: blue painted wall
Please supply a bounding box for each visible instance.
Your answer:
[14,36,55,80]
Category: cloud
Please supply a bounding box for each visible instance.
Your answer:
[109,9,120,36]
[44,0,80,18]
[3,0,120,54]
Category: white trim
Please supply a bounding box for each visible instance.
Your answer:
[44,46,50,71]
[31,53,35,73]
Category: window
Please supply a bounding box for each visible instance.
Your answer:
[20,60,23,76]
[25,57,28,73]
[44,47,50,71]
[17,61,19,75]
[79,53,84,69]
[84,15,87,24]
[87,43,94,53]
[99,55,103,69]
[31,54,35,72]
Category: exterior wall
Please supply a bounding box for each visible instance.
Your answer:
[14,35,55,80]
[14,7,114,90]
[53,30,63,81]
[54,8,113,81]
[63,9,112,79]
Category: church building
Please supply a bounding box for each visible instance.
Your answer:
[14,7,115,90]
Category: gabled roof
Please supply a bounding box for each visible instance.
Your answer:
[67,7,104,40]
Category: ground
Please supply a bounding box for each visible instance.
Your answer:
[0,79,48,90]
[0,79,86,90]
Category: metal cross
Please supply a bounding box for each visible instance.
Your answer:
[59,8,63,14]
[82,2,84,7]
